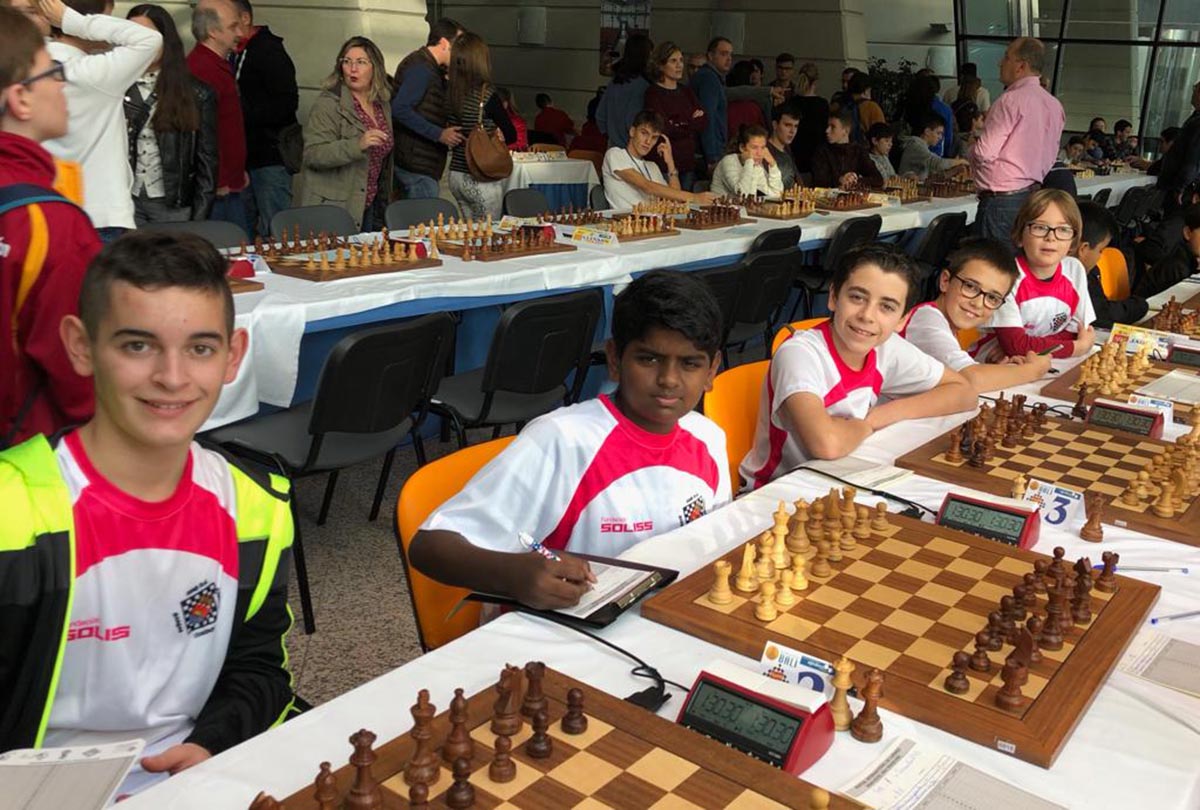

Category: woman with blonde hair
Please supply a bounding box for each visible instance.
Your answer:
[790,62,829,174]
[298,36,393,230]
[643,40,705,192]
[446,33,516,219]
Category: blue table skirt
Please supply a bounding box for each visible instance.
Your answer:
[530,182,589,211]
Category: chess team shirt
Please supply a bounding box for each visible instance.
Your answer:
[602,146,667,212]
[973,256,1096,361]
[899,302,977,372]
[423,395,731,557]
[44,431,241,794]
[741,321,946,490]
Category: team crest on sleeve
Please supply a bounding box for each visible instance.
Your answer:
[173,581,221,637]
[679,493,707,526]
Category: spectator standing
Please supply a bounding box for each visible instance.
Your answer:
[0,6,99,446]
[42,0,162,242]
[644,41,705,192]
[123,4,217,225]
[1156,80,1200,213]
[942,62,990,113]
[187,0,249,234]
[445,33,516,220]
[953,101,983,160]
[904,72,953,157]
[231,0,297,238]
[390,18,463,201]
[773,53,796,96]
[597,32,651,150]
[969,37,1064,246]
[790,62,829,175]
[839,71,885,143]
[533,93,575,146]
[811,108,883,189]
[571,89,607,152]
[767,104,800,189]
[692,36,733,174]
[685,53,705,83]
[495,87,527,150]
[725,61,767,139]
[297,37,392,230]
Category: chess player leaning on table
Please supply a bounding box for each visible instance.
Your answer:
[409,271,731,609]
[740,245,977,490]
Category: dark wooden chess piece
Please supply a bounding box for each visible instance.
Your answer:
[1031,560,1050,594]
[404,690,439,787]
[1096,551,1119,593]
[999,596,1020,645]
[526,709,553,759]
[1073,384,1090,420]
[849,669,885,743]
[1011,584,1028,621]
[489,734,516,783]
[1024,616,1045,664]
[995,658,1029,712]
[946,426,963,462]
[970,630,992,672]
[345,729,383,810]
[561,687,588,734]
[985,611,1005,651]
[1080,492,1105,542]
[968,438,986,468]
[1007,627,1037,669]
[1040,588,1066,651]
[1058,571,1077,634]
[522,661,548,718]
[408,783,429,810]
[1072,573,1094,625]
[491,665,523,736]
[313,761,338,810]
[249,792,283,810]
[443,687,474,764]
[1048,547,1067,581]
[944,652,971,694]
[445,758,475,809]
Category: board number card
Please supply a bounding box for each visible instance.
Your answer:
[1024,479,1084,528]
[569,227,619,247]
[759,641,836,699]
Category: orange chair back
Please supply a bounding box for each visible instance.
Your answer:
[396,436,516,651]
[703,361,769,487]
[771,318,828,355]
[567,149,604,177]
[1097,247,1131,301]
[956,326,980,350]
[531,143,566,153]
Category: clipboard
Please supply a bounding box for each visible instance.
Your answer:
[464,553,678,628]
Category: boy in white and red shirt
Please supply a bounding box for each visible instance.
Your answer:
[900,238,1051,392]
[741,244,975,490]
[411,270,731,610]
[972,189,1096,362]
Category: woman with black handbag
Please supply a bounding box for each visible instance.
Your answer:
[446,33,516,220]
[124,4,217,225]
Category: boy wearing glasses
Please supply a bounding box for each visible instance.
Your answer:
[973,189,1095,362]
[0,5,101,446]
[900,239,1052,393]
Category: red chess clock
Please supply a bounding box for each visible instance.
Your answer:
[677,660,834,776]
[936,492,1041,549]
[1086,399,1164,439]
[1167,344,1200,370]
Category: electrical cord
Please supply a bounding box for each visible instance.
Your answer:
[788,464,936,519]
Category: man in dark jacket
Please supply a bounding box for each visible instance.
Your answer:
[391,18,463,200]
[0,6,100,447]
[232,0,298,237]
[1157,79,1200,214]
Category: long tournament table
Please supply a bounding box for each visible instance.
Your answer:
[207,173,1157,430]
[127,348,1200,810]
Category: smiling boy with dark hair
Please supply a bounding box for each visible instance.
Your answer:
[411,270,731,610]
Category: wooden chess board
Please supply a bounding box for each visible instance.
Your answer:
[437,241,578,262]
[742,204,815,221]
[812,200,881,213]
[272,667,858,809]
[228,277,264,293]
[1040,359,1197,425]
[895,416,1200,547]
[269,256,443,282]
[642,511,1158,768]
[1178,290,1200,310]
[675,216,757,230]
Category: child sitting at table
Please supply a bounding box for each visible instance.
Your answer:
[972,189,1096,361]
[900,238,1052,393]
[710,124,784,197]
[601,110,717,210]
[811,108,884,190]
[1140,204,1200,297]
[410,270,731,610]
[740,244,976,489]
[1076,201,1149,329]
[866,123,896,182]
[0,232,295,794]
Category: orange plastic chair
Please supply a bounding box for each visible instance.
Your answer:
[703,361,769,487]
[770,318,829,355]
[567,149,604,177]
[957,326,980,350]
[395,435,516,651]
[530,143,566,153]
[1097,247,1131,301]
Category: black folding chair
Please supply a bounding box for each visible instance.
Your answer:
[790,214,883,319]
[385,198,460,230]
[912,212,968,301]
[271,204,359,239]
[725,249,800,362]
[139,219,247,249]
[695,263,742,353]
[589,184,609,211]
[504,188,551,217]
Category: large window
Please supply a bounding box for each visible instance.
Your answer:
[955,0,1200,154]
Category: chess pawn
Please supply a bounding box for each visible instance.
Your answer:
[488,734,516,783]
[708,560,734,605]
[445,758,474,809]
[871,503,889,531]
[789,553,809,591]
[755,581,779,621]
[525,709,552,759]
[826,527,843,562]
[853,505,870,540]
[734,543,758,593]
[970,630,992,672]
[944,651,971,695]
[561,688,588,734]
[810,539,832,578]
[775,570,797,608]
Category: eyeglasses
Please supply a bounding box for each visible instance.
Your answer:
[1025,222,1075,241]
[950,274,1007,310]
[20,60,66,89]
[340,58,372,69]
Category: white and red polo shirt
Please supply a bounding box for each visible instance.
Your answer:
[740,321,945,490]
[973,256,1095,361]
[43,431,240,787]
[900,302,976,372]
[423,394,730,557]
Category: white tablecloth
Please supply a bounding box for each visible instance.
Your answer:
[128,349,1200,810]
[205,174,1158,430]
[501,157,600,195]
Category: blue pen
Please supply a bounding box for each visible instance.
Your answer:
[518,531,561,562]
[1093,564,1189,574]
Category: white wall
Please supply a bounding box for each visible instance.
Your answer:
[861,0,955,80]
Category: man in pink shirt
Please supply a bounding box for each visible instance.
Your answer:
[970,38,1065,247]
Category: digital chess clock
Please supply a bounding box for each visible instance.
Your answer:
[936,492,1040,549]
[678,659,834,776]
[1086,399,1164,438]
[1167,344,1200,370]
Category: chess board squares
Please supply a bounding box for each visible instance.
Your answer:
[897,593,954,623]
[591,769,670,809]
[844,639,903,670]
[547,714,616,750]
[916,581,963,605]
[694,591,747,615]
[881,609,936,637]
[765,612,822,641]
[859,583,911,609]
[545,750,626,797]
[875,537,923,559]
[902,637,961,669]
[945,556,992,581]
[841,560,892,583]
[966,578,1011,603]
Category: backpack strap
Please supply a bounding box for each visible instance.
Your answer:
[0,183,75,217]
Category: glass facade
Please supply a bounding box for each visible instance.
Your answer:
[955,0,1200,154]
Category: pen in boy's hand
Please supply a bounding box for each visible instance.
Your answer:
[518,531,560,562]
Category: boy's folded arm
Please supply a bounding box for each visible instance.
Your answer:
[408,530,592,610]
[865,366,977,431]
[960,354,1050,393]
[993,325,1075,359]
[779,391,872,461]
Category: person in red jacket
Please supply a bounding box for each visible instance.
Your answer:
[0,5,100,447]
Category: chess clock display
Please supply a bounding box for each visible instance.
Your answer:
[936,492,1040,549]
[1086,399,1164,438]
[678,660,834,775]
[1167,344,1200,369]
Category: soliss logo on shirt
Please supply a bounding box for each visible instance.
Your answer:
[600,519,654,532]
[67,618,130,642]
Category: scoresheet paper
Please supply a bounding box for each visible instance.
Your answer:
[1119,631,1200,698]
[0,739,143,810]
[1137,369,1200,405]
[804,456,914,490]
[554,562,651,619]
[839,738,1066,810]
